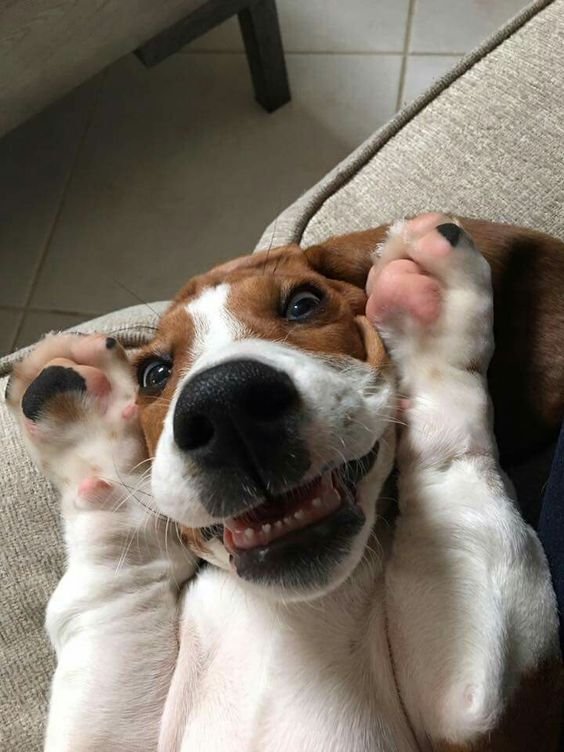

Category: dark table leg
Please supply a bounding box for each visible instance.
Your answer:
[135,0,290,113]
[238,0,290,113]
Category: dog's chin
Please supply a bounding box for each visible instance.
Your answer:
[218,442,386,602]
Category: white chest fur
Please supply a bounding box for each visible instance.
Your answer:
[168,554,420,752]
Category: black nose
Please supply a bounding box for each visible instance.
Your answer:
[173,359,310,516]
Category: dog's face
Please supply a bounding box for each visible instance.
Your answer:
[134,239,396,601]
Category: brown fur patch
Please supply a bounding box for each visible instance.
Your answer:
[44,391,87,424]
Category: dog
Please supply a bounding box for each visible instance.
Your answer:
[7,213,564,751]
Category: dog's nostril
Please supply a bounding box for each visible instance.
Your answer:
[178,414,215,451]
[241,381,298,422]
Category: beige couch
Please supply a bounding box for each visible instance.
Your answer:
[1,0,562,748]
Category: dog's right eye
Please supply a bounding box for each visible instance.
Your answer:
[138,358,172,393]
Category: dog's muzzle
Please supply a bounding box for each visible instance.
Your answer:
[173,359,311,518]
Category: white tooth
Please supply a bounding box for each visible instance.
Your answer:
[244,528,255,540]
[294,510,305,521]
[275,520,284,529]
[283,517,293,526]
[262,523,272,534]
[312,498,322,508]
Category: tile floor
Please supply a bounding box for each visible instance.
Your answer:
[0,0,528,354]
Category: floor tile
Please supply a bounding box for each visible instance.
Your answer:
[189,0,410,53]
[31,52,401,314]
[15,310,89,350]
[0,309,23,356]
[0,79,99,308]
[410,0,529,54]
[401,54,461,106]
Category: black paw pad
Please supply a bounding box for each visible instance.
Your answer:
[436,222,462,246]
[22,366,86,421]
[106,337,117,350]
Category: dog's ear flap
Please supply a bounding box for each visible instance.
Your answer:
[304,227,389,288]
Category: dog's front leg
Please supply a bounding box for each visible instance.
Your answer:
[7,334,196,752]
[370,215,562,751]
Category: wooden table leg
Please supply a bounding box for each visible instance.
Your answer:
[135,0,290,113]
[238,0,290,112]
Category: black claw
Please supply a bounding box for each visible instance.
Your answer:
[436,222,462,246]
[21,366,86,421]
[106,337,117,350]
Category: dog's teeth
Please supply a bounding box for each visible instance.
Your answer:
[262,523,272,534]
[294,510,305,521]
[312,498,322,508]
[244,528,255,540]
[275,520,284,529]
[283,516,293,526]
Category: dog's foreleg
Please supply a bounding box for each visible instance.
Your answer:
[372,216,562,750]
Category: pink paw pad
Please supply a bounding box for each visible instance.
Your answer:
[121,403,138,421]
[78,477,113,502]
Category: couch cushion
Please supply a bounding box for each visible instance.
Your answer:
[0,303,165,751]
[257,0,563,251]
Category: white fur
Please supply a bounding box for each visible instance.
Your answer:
[45,489,194,752]
[186,283,250,363]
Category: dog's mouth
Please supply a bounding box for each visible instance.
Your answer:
[224,472,343,551]
[218,443,379,588]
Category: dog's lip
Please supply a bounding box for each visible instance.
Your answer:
[222,442,379,554]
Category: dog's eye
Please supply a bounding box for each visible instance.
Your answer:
[138,358,172,392]
[284,289,323,321]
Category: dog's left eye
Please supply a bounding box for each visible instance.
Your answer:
[284,289,323,321]
[138,358,172,392]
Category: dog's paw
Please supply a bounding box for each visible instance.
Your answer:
[367,212,493,389]
[6,333,145,497]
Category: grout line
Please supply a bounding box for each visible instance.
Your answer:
[10,72,108,351]
[1,303,105,318]
[0,304,102,317]
[392,51,466,58]
[182,48,405,56]
[395,0,417,112]
[6,309,25,354]
[180,48,468,57]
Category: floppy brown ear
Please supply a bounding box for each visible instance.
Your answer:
[460,219,564,464]
[355,315,388,368]
[304,227,390,288]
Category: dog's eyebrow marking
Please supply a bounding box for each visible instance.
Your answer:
[186,283,249,361]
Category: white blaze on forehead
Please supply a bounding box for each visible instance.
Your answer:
[186,283,249,362]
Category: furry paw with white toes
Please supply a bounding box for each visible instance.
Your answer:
[366,213,496,463]
[6,333,146,509]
